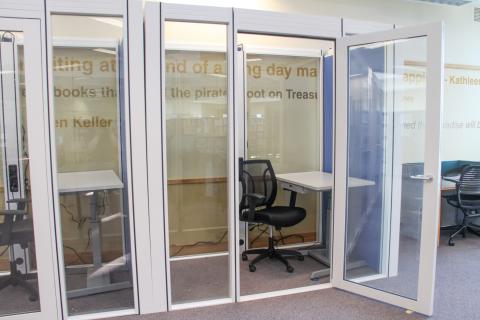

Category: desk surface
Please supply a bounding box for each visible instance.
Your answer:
[58,170,124,193]
[276,171,375,191]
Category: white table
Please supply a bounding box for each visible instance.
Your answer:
[276,171,375,279]
[441,175,459,191]
[58,170,131,298]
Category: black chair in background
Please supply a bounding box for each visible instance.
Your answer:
[444,165,480,246]
[0,198,38,301]
[239,158,306,273]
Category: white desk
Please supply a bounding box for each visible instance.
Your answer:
[58,170,130,298]
[58,170,124,193]
[276,171,375,279]
[441,175,459,192]
[276,171,375,192]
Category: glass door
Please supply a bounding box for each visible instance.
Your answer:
[0,18,59,320]
[332,23,444,315]
[144,3,235,309]
[237,35,334,297]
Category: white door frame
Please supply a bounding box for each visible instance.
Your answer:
[233,8,341,302]
[332,22,444,316]
[44,1,140,319]
[144,2,235,311]
[0,17,61,320]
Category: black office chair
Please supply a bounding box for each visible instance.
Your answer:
[0,198,38,301]
[444,165,480,246]
[239,159,306,273]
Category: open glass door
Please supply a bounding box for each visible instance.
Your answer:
[332,23,444,315]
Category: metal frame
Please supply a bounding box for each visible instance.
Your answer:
[237,44,325,249]
[233,7,341,302]
[0,16,61,320]
[45,0,139,319]
[144,2,235,311]
[332,22,444,316]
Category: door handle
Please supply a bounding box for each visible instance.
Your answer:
[409,174,433,181]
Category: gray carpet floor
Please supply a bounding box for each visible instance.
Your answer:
[170,252,329,304]
[0,231,477,319]
[0,270,134,317]
[110,232,480,320]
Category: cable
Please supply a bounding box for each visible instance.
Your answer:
[0,246,9,257]
[276,231,305,245]
[84,227,92,251]
[171,230,228,257]
[60,202,87,228]
[63,245,87,265]
[249,225,269,248]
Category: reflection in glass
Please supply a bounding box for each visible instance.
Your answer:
[165,21,230,304]
[246,53,321,248]
[51,15,134,315]
[239,33,334,296]
[345,37,427,300]
[0,31,40,316]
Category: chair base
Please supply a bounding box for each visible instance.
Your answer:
[242,236,304,273]
[448,222,480,246]
[0,261,38,302]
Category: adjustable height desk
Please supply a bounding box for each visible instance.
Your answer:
[276,171,375,279]
[58,170,131,298]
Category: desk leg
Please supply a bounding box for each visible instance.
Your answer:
[321,191,331,247]
[68,190,131,299]
[90,192,102,269]
[289,191,298,207]
[86,191,110,289]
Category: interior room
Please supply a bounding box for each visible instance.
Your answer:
[1,0,480,320]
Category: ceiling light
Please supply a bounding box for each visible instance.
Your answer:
[93,48,117,55]
[90,17,123,28]
[411,0,473,6]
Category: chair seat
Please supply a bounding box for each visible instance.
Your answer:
[0,219,34,245]
[251,206,306,228]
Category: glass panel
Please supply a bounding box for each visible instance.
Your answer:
[0,31,41,315]
[238,33,334,295]
[165,21,229,304]
[51,15,134,316]
[345,36,427,300]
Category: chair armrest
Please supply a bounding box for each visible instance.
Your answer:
[244,193,265,222]
[245,193,265,202]
[6,198,28,204]
[0,209,27,216]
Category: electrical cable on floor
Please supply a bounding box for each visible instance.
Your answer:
[249,225,269,247]
[248,224,306,248]
[276,230,305,245]
[84,227,92,251]
[171,230,228,257]
[0,246,9,257]
[61,202,87,228]
[63,245,87,265]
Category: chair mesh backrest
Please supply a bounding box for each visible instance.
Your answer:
[458,165,480,209]
[239,159,277,210]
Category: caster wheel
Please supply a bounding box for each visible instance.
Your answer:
[286,266,294,273]
[242,254,248,261]
[29,295,38,302]
[297,255,305,261]
[448,241,455,246]
[249,264,256,272]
